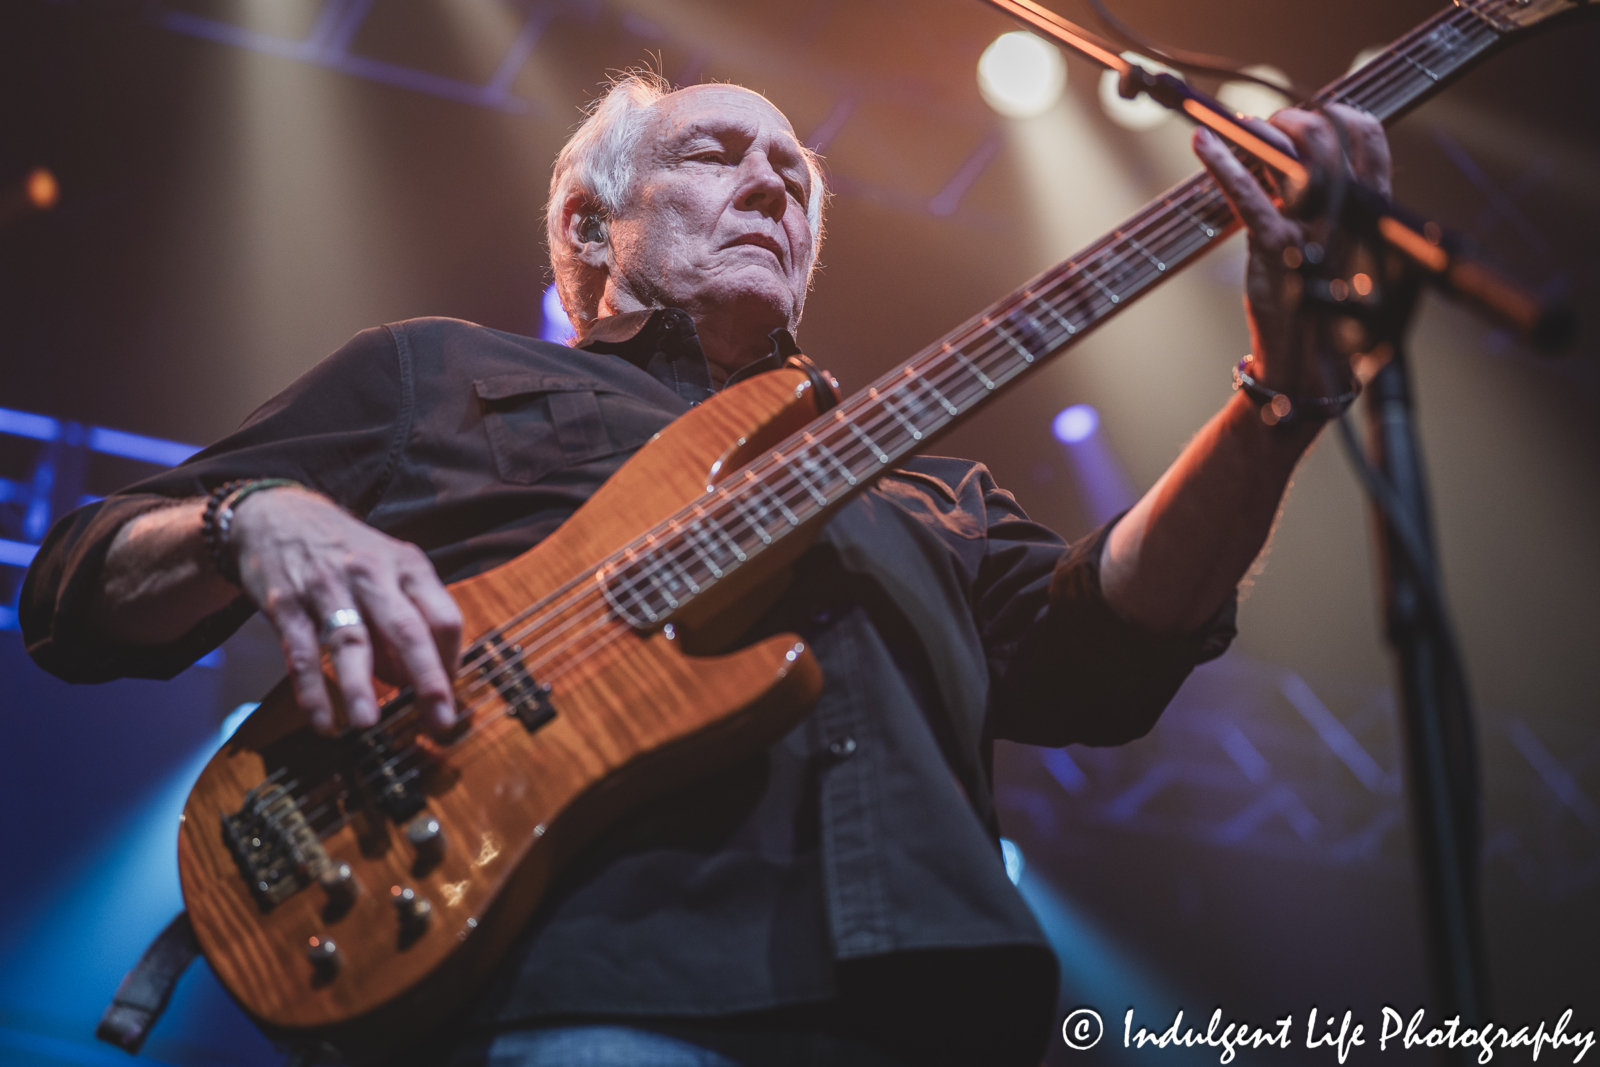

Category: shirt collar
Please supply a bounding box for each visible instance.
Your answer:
[575,307,799,406]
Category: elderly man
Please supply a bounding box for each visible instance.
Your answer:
[23,72,1388,1066]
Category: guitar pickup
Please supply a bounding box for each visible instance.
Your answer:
[350,730,428,824]
[477,637,557,732]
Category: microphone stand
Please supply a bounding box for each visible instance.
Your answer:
[1320,233,1491,1054]
[972,0,1517,1050]
[1360,300,1491,1048]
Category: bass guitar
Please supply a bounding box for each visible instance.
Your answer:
[177,1,1591,1059]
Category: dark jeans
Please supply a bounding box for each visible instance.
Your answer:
[431,948,1056,1067]
[444,1023,911,1066]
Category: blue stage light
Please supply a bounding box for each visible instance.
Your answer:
[0,407,59,441]
[1014,872,1202,1063]
[1053,403,1099,443]
[1000,838,1026,885]
[220,703,258,743]
[87,427,201,468]
[541,282,576,345]
[0,539,39,567]
[1052,404,1138,525]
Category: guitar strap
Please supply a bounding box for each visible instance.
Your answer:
[96,910,199,1054]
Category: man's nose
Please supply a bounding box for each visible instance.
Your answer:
[733,153,788,220]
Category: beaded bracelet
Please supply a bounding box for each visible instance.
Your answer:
[200,478,301,585]
[1232,356,1360,428]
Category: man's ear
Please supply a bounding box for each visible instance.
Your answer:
[564,200,610,271]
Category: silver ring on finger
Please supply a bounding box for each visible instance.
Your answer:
[319,607,366,647]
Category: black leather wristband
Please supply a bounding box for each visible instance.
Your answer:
[199,478,300,585]
[1232,356,1360,428]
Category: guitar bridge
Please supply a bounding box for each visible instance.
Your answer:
[222,776,331,910]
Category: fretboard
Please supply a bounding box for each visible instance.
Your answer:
[599,1,1513,628]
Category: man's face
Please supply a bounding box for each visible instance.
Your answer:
[604,85,815,346]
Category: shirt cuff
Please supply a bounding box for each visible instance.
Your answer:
[1048,514,1238,668]
[991,515,1237,748]
[21,494,256,683]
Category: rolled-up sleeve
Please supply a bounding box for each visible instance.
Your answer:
[977,493,1236,748]
[20,325,409,683]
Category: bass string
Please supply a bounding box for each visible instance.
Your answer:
[1328,9,1498,118]
[1350,1,1510,111]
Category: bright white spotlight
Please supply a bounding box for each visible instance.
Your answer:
[978,32,1066,119]
[1216,64,1292,120]
[1098,52,1181,132]
[1053,403,1099,443]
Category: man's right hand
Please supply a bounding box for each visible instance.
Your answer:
[229,487,462,735]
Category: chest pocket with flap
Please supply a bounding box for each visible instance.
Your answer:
[474,372,646,486]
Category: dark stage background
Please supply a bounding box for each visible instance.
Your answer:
[1,1,1597,1064]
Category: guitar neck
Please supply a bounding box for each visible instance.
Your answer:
[601,1,1513,628]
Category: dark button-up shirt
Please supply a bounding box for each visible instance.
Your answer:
[22,312,1234,1062]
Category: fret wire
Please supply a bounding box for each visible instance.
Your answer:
[682,521,726,579]
[913,373,960,416]
[1333,10,1496,116]
[811,438,858,485]
[698,508,746,561]
[1326,25,1456,112]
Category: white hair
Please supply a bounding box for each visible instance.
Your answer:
[545,71,827,331]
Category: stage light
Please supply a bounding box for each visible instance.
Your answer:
[978,32,1066,119]
[1053,404,1138,525]
[1014,872,1191,1016]
[1052,403,1099,443]
[220,702,258,743]
[1216,64,1292,120]
[541,281,575,345]
[25,168,57,211]
[1098,53,1181,132]
[1000,838,1026,885]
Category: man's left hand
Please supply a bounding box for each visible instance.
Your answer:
[1193,103,1393,400]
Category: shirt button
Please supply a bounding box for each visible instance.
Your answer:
[827,737,857,759]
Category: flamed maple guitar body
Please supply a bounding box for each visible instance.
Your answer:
[179,368,827,1063]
